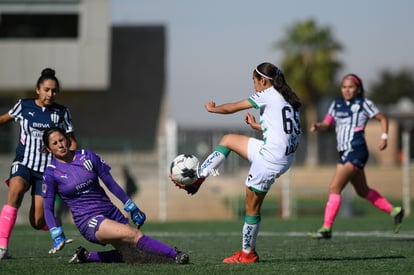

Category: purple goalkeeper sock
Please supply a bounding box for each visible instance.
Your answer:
[88,250,123,263]
[136,235,176,258]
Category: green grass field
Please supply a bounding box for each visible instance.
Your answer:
[1,203,413,275]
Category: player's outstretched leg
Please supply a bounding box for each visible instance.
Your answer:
[136,235,189,264]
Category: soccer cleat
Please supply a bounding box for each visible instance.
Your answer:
[182,178,205,195]
[68,246,89,264]
[170,175,205,195]
[174,249,189,264]
[393,207,404,233]
[0,247,10,260]
[309,227,332,240]
[222,249,259,264]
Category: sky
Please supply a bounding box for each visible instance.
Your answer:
[111,0,414,127]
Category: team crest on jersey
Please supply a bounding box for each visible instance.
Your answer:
[42,183,47,194]
[350,103,360,113]
[50,112,60,124]
[83,159,93,171]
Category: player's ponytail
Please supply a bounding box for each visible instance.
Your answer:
[254,63,301,110]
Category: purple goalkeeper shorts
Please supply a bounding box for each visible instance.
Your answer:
[83,209,129,244]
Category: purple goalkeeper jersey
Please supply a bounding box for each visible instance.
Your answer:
[42,149,129,235]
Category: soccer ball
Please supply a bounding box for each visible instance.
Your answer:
[170,154,199,185]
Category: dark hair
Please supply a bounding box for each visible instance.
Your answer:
[42,127,70,152]
[342,73,365,97]
[36,68,60,93]
[254,63,302,110]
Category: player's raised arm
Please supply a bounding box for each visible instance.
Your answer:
[205,99,252,114]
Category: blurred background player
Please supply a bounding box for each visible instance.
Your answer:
[0,68,77,259]
[123,165,140,198]
[42,127,189,264]
[308,73,404,239]
[171,62,302,264]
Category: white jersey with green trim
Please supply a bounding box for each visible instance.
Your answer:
[248,86,301,164]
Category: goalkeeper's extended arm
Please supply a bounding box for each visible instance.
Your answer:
[124,199,146,228]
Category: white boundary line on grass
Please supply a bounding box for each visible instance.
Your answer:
[142,231,414,239]
[15,230,414,239]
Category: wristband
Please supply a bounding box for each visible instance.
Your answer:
[381,133,388,140]
[50,226,63,239]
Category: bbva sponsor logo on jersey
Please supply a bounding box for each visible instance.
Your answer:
[33,122,51,128]
[42,183,47,194]
[75,179,93,191]
[335,111,349,117]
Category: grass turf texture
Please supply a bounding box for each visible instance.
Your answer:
[2,209,413,275]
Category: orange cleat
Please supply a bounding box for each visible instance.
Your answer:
[222,249,259,264]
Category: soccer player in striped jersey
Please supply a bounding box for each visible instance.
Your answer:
[41,128,189,264]
[309,73,404,239]
[0,68,77,259]
[171,62,302,264]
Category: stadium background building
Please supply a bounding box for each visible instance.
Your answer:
[0,0,166,152]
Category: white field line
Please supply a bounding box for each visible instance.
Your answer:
[92,230,414,238]
[14,231,414,238]
[147,231,414,238]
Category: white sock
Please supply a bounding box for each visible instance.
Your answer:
[199,151,226,178]
[242,222,260,253]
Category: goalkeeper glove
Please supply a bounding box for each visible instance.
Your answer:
[49,226,70,254]
[124,199,146,228]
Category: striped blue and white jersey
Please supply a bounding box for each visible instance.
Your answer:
[9,98,75,173]
[324,96,379,151]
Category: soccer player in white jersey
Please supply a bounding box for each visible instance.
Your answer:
[0,68,77,259]
[42,127,189,264]
[171,62,302,264]
[309,73,404,239]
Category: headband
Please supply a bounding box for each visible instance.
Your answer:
[255,68,272,80]
[343,75,361,86]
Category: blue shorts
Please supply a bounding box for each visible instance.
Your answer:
[338,145,369,169]
[9,162,43,196]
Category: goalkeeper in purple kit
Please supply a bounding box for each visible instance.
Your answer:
[41,127,189,264]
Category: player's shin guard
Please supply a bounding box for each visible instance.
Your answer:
[242,215,261,254]
[0,205,17,248]
[198,145,230,178]
[365,189,393,214]
[136,235,176,258]
[323,194,341,229]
